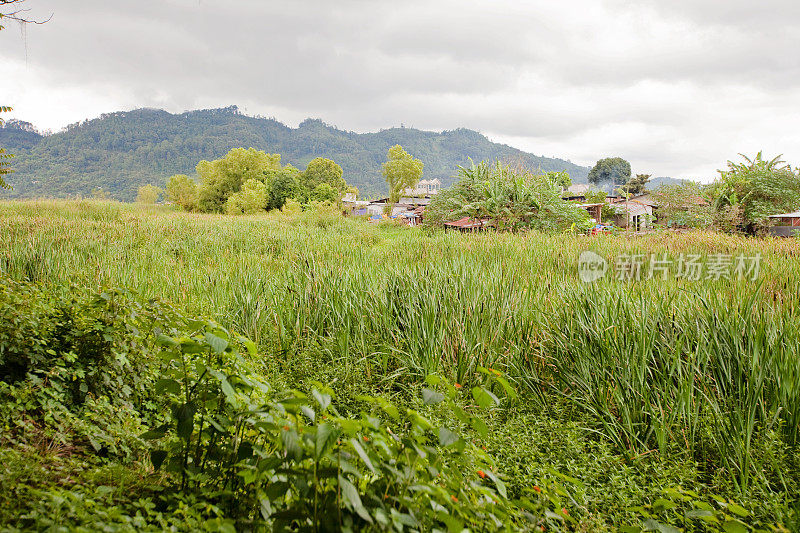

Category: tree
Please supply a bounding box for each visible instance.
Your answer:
[383,145,423,204]
[166,174,198,211]
[225,178,267,215]
[265,166,302,211]
[136,184,162,204]
[545,171,571,190]
[310,183,339,203]
[196,148,281,213]
[650,182,712,228]
[301,158,346,194]
[711,152,800,234]
[588,157,631,188]
[620,173,650,196]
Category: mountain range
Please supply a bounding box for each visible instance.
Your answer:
[0,106,592,201]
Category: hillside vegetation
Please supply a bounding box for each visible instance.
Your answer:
[0,200,797,531]
[0,107,588,200]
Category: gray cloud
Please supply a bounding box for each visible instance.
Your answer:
[2,0,800,181]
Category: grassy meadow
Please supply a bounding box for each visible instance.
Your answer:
[2,199,799,530]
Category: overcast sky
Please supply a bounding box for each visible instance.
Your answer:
[2,0,800,180]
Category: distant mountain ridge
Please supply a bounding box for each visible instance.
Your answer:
[0,106,590,201]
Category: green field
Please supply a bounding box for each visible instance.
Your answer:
[1,200,798,531]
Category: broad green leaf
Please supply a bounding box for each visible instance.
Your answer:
[204,332,229,354]
[150,450,167,470]
[653,498,677,512]
[312,388,331,411]
[156,334,178,347]
[722,520,748,533]
[339,476,373,524]
[485,470,507,499]
[422,388,445,405]
[470,416,489,438]
[438,427,459,447]
[173,402,196,441]
[349,438,376,473]
[301,405,316,422]
[315,423,333,460]
[471,386,499,409]
[726,503,749,518]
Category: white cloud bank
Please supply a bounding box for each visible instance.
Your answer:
[2,0,799,180]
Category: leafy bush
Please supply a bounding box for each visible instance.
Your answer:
[711,152,800,234]
[427,160,589,232]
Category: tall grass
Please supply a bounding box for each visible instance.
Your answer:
[1,199,799,492]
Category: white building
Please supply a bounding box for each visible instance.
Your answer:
[402,179,441,197]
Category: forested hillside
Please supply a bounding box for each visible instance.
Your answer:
[0,106,589,200]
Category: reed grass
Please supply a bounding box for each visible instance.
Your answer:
[2,199,799,493]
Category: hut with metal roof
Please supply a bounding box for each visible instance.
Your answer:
[768,211,800,237]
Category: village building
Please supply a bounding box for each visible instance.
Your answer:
[402,179,441,197]
[443,217,492,232]
[768,211,800,237]
[609,200,655,231]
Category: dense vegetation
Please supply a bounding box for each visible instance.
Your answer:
[0,107,589,200]
[427,161,591,231]
[1,200,797,531]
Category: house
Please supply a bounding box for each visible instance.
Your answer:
[578,203,604,223]
[444,217,492,232]
[768,211,800,237]
[610,200,655,231]
[564,183,600,202]
[341,193,370,216]
[402,179,441,197]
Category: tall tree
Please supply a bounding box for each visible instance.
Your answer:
[265,166,302,210]
[301,158,345,193]
[588,157,631,189]
[196,148,281,213]
[136,184,162,204]
[620,173,650,196]
[382,145,423,204]
[166,174,198,211]
[225,178,268,215]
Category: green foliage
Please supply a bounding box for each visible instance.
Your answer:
[620,173,651,196]
[545,170,572,189]
[265,166,302,211]
[589,157,632,187]
[135,184,162,204]
[281,197,303,215]
[650,182,712,228]
[1,203,799,530]
[196,147,281,213]
[0,107,591,200]
[382,145,424,203]
[710,152,800,234]
[165,174,198,211]
[623,488,789,533]
[225,178,268,215]
[309,182,339,203]
[301,157,345,193]
[427,160,590,232]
